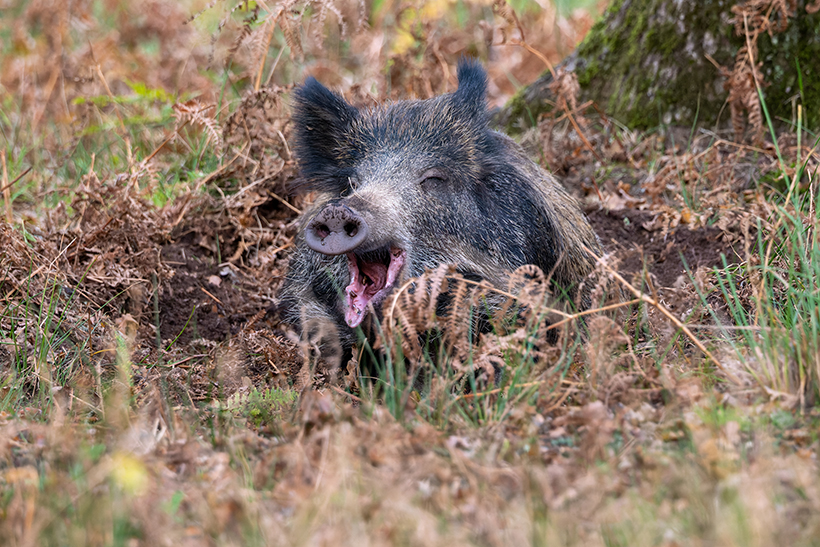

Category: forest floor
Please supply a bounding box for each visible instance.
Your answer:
[1,0,819,545]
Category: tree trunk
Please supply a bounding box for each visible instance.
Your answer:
[495,0,820,134]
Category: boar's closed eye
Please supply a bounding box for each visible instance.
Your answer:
[419,168,448,190]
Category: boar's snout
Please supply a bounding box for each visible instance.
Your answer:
[305,203,369,255]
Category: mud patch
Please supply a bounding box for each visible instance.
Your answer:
[159,241,251,344]
[587,208,742,288]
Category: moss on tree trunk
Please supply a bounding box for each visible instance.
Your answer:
[496,0,820,132]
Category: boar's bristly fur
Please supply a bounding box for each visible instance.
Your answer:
[279,59,602,363]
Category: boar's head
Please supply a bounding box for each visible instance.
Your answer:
[289,59,596,330]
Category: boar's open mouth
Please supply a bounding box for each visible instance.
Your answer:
[344,246,406,328]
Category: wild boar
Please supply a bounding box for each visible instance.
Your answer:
[279,59,601,363]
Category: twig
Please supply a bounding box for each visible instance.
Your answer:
[265,45,286,87]
[200,287,223,305]
[516,40,556,79]
[142,119,191,165]
[267,242,293,256]
[0,166,31,195]
[231,175,302,215]
[564,101,603,163]
[697,134,770,155]
[255,15,280,91]
[165,355,210,368]
[266,188,301,214]
[30,67,61,133]
[508,36,603,169]
[454,379,545,401]
[329,384,363,403]
[543,384,578,413]
[1,151,10,223]
[545,298,642,331]
[192,142,248,193]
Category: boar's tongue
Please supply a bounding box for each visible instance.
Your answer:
[344,247,406,328]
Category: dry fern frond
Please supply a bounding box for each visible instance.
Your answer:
[355,0,368,31]
[445,275,481,348]
[548,68,585,130]
[300,308,344,375]
[227,3,260,61]
[724,0,798,144]
[381,263,571,377]
[771,0,797,31]
[391,264,452,333]
[381,264,454,364]
[391,298,422,361]
[185,0,221,24]
[731,0,796,35]
[173,99,221,148]
[507,264,548,304]
[534,66,600,171]
[381,266,491,367]
[221,85,291,186]
[424,264,451,329]
[723,44,764,144]
[207,0,366,73]
[246,19,275,67]
[642,152,706,203]
[280,8,304,59]
[492,0,525,44]
[314,1,347,46]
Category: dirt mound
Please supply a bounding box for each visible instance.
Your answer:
[588,208,743,288]
[158,242,250,344]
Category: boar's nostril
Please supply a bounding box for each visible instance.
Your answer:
[305,204,369,255]
[316,224,331,239]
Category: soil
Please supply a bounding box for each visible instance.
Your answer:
[158,243,236,343]
[587,208,742,288]
[158,238,274,344]
[151,204,743,345]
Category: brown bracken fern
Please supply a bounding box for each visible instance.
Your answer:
[173,100,221,149]
[381,264,567,384]
[721,0,798,144]
[191,0,366,79]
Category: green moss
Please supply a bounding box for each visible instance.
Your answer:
[499,1,820,133]
[568,0,820,130]
[496,74,558,134]
[505,86,542,129]
[572,0,739,129]
[756,12,820,128]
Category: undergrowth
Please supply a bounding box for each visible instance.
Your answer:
[706,128,820,406]
[0,0,819,546]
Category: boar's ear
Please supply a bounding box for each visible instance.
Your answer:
[452,58,488,122]
[291,77,359,184]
